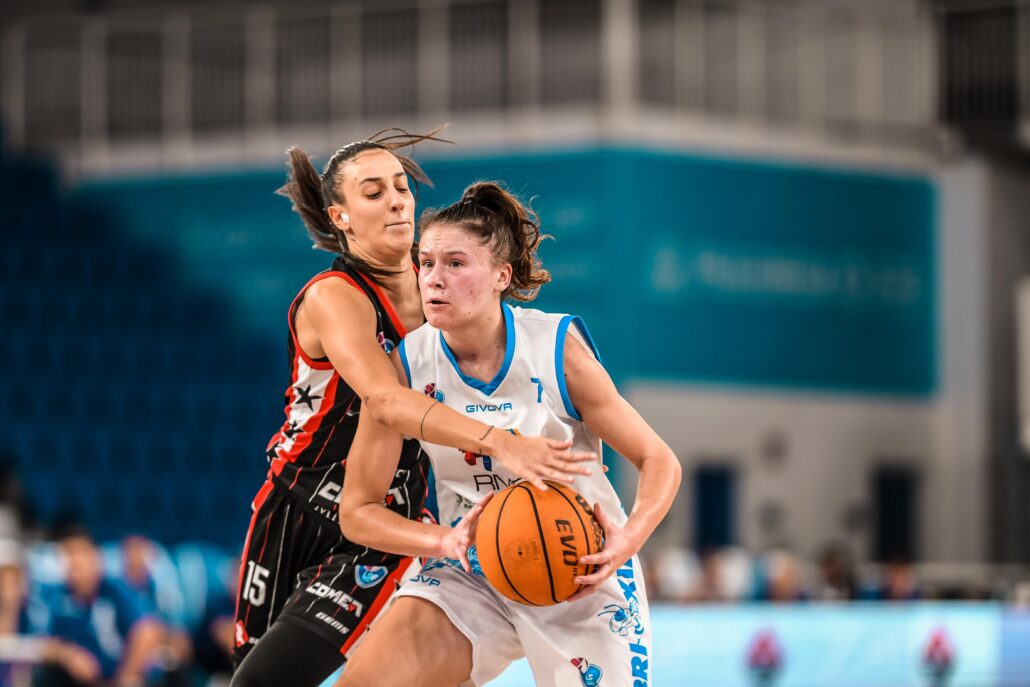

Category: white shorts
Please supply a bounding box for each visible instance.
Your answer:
[393,556,653,687]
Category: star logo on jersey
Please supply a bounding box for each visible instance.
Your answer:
[293,384,322,410]
[265,443,280,462]
[570,657,603,686]
[283,421,302,439]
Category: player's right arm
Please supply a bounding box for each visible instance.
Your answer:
[300,278,594,489]
[338,407,489,571]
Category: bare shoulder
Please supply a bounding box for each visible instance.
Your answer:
[303,275,373,320]
[563,330,605,380]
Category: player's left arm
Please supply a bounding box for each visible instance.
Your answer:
[563,334,681,598]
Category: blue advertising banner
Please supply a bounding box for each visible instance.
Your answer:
[484,603,1012,687]
[81,147,935,395]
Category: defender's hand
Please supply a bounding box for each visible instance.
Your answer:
[492,435,596,492]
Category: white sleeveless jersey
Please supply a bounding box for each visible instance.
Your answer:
[398,303,627,531]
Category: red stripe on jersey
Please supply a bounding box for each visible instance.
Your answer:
[267,342,302,463]
[339,560,412,657]
[288,271,363,370]
[267,270,365,468]
[233,479,273,621]
[356,271,410,338]
[240,480,277,626]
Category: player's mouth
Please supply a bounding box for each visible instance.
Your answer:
[425,297,449,308]
[385,220,412,229]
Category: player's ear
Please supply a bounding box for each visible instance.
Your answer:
[327,204,351,231]
[496,263,512,294]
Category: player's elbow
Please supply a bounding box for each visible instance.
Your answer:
[337,500,374,546]
[337,498,360,540]
[648,443,682,491]
[665,449,682,490]
[363,388,401,429]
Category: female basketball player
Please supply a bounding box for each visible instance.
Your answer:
[336,182,682,687]
[230,136,596,687]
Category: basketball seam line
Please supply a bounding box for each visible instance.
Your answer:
[520,483,559,605]
[496,486,537,606]
[549,485,593,596]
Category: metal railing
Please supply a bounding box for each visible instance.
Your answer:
[0,0,943,168]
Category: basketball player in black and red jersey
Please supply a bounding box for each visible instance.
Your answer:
[229,130,595,687]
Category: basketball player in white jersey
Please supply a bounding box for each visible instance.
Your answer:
[336,182,681,687]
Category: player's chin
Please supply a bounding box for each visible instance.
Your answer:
[423,307,453,329]
[377,232,414,257]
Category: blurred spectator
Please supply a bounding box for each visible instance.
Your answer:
[119,536,192,686]
[0,537,32,686]
[814,543,857,602]
[648,547,699,602]
[685,548,724,602]
[32,523,164,687]
[0,458,35,540]
[0,538,99,686]
[859,557,922,602]
[0,539,28,636]
[1012,582,1030,608]
[684,547,754,603]
[756,550,809,603]
[718,548,755,601]
[188,558,235,683]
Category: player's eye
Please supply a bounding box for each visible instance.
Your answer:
[449,260,462,268]
[421,260,433,268]
[367,192,382,199]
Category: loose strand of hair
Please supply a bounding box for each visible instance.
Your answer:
[277,147,340,254]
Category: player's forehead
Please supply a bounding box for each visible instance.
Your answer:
[418,223,485,255]
[339,149,405,184]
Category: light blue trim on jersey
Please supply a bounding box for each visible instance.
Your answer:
[398,337,413,388]
[438,302,515,397]
[555,315,602,421]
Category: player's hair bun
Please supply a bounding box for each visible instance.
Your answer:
[421,181,551,302]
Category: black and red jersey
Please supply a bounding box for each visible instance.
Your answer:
[264,257,426,525]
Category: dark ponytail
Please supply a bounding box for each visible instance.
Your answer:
[420,181,551,302]
[277,126,449,282]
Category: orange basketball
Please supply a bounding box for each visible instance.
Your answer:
[475,480,603,606]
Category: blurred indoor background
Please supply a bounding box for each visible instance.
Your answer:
[1,0,1030,684]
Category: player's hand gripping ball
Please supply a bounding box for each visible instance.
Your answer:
[474,481,603,605]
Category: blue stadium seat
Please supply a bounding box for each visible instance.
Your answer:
[0,152,284,546]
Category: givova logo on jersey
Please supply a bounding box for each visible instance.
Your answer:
[465,402,513,413]
[377,332,395,354]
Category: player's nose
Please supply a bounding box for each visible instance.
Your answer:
[389,189,406,212]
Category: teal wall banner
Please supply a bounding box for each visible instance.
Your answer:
[81,148,935,395]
